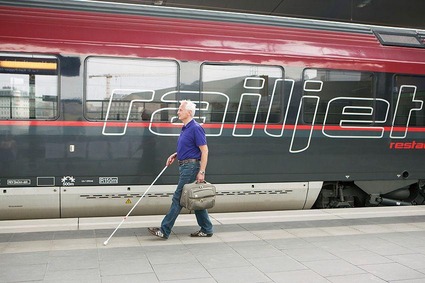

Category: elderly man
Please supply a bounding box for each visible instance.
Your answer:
[148,100,213,239]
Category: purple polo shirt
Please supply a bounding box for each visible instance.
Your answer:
[177,119,207,160]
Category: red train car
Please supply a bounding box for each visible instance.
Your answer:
[0,0,425,219]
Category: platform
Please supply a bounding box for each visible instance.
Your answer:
[1,206,425,282]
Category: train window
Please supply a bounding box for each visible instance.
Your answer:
[85,57,178,122]
[0,55,58,120]
[393,75,425,126]
[303,69,375,124]
[201,64,284,123]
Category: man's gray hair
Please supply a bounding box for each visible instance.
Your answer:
[181,100,196,117]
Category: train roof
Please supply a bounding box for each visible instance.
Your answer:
[8,0,424,30]
[97,0,425,31]
[2,0,425,42]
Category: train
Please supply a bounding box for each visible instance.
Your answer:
[1,0,425,220]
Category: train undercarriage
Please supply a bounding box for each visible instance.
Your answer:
[313,180,425,209]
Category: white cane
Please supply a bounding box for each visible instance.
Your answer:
[103,165,168,246]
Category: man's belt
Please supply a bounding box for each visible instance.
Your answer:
[178,159,200,166]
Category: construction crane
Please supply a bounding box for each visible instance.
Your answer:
[88,74,137,99]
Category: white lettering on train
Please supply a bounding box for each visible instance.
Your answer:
[390,85,423,139]
[102,79,424,153]
[322,97,390,139]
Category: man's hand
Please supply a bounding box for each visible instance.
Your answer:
[166,152,177,166]
[197,171,205,183]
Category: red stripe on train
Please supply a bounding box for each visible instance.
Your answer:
[0,120,424,133]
